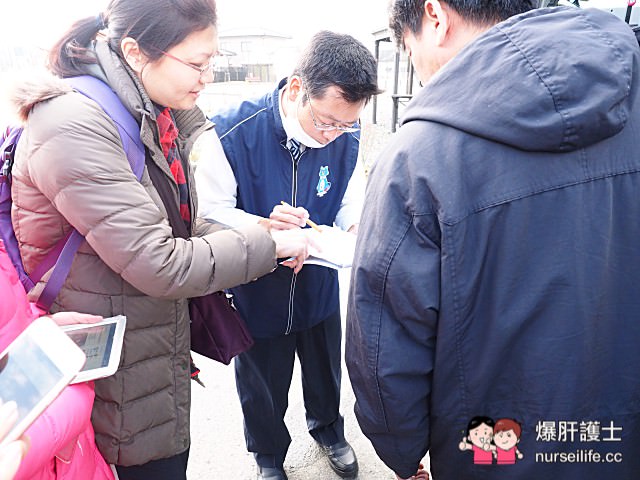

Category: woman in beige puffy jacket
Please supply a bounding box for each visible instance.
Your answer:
[9,0,310,478]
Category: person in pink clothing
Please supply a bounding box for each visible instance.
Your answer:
[0,239,114,480]
[492,418,523,465]
[458,416,495,465]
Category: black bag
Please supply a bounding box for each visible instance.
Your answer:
[147,156,253,364]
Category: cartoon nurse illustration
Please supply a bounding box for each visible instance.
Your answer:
[492,418,524,464]
[459,416,495,465]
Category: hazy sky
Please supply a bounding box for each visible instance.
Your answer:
[3,0,392,51]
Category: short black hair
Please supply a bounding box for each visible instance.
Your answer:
[389,0,537,46]
[466,416,495,436]
[292,30,382,105]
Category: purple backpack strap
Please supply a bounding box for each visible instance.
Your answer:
[34,75,145,311]
[0,128,30,288]
[35,230,85,311]
[67,76,145,179]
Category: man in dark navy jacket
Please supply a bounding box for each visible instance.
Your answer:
[196,31,380,480]
[346,1,640,480]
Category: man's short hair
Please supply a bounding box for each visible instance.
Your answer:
[292,30,382,104]
[389,0,538,46]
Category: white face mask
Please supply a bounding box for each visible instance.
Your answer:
[282,94,328,149]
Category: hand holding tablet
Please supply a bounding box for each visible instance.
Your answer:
[61,315,126,384]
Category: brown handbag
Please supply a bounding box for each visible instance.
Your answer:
[147,157,253,365]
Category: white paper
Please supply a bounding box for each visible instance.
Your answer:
[304,225,356,269]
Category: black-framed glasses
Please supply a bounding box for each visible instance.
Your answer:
[305,93,361,133]
[158,49,217,77]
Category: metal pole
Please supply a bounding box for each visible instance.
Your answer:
[391,49,400,132]
[407,59,415,96]
[625,0,636,23]
[373,39,381,124]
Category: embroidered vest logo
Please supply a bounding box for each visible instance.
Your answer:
[316,165,331,197]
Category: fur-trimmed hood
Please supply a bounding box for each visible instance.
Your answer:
[8,70,72,123]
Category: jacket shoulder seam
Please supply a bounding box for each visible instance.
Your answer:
[218,108,268,140]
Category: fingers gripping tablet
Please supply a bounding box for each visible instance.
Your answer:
[61,315,126,384]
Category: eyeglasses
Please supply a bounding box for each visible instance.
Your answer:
[158,49,216,77]
[305,93,360,133]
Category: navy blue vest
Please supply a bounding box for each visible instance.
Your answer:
[213,79,360,337]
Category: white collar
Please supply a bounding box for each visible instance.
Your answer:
[279,86,305,151]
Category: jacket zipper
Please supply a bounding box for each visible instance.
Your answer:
[284,142,304,335]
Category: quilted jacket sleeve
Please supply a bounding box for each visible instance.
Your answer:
[15,92,275,299]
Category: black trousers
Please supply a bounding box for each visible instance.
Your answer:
[235,311,345,468]
[115,449,189,480]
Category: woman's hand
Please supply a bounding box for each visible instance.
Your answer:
[270,228,316,274]
[46,312,103,327]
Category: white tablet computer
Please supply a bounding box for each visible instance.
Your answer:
[61,315,126,384]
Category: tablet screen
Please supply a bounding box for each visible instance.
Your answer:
[61,316,126,383]
[65,323,115,372]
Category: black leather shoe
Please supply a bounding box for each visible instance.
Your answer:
[320,440,359,478]
[256,466,288,480]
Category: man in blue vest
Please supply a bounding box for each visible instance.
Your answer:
[196,31,381,480]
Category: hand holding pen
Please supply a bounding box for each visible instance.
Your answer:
[267,201,321,274]
[271,201,322,232]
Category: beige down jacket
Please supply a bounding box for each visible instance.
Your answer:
[9,41,276,466]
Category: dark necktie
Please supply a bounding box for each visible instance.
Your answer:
[288,138,303,163]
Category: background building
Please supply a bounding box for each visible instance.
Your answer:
[216,28,297,83]
[370,28,419,133]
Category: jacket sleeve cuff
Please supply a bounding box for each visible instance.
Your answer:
[202,223,276,292]
[372,438,425,480]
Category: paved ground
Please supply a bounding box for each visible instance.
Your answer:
[187,273,431,480]
[187,87,427,479]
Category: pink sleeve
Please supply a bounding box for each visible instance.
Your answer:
[30,303,46,319]
[15,382,95,479]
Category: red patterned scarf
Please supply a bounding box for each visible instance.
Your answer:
[156,107,191,226]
